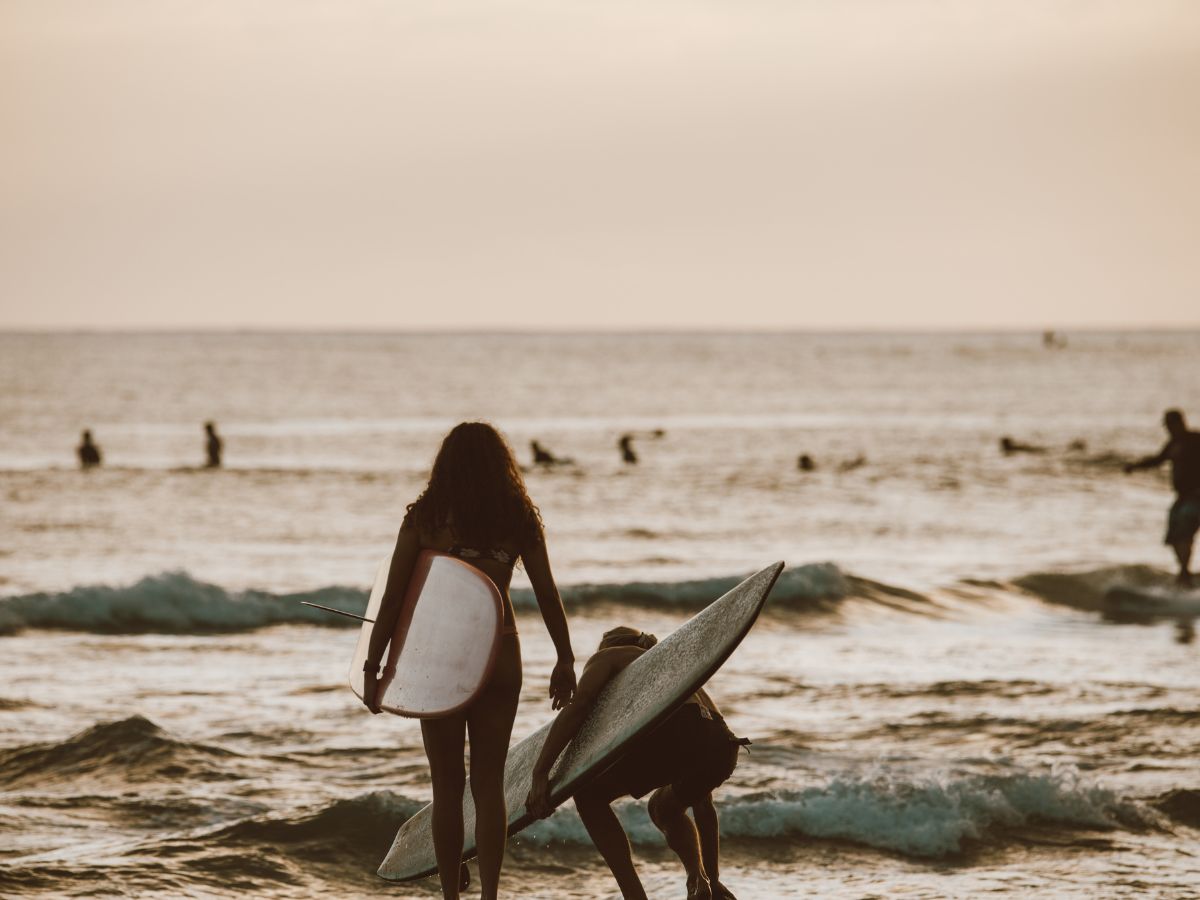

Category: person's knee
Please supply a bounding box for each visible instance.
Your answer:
[469,765,505,803]
[430,761,467,796]
[574,788,610,822]
[648,786,684,829]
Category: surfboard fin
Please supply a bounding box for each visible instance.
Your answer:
[300,601,375,624]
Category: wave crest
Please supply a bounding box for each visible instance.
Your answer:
[0,572,367,636]
[0,715,236,787]
[517,766,1154,858]
[0,563,900,635]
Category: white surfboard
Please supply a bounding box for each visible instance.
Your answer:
[349,550,504,718]
[378,560,784,881]
[1103,585,1200,620]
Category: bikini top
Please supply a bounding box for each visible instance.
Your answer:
[447,545,517,567]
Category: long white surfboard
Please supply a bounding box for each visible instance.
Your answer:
[378,560,784,881]
[350,550,504,718]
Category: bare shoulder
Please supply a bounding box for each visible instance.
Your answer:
[575,647,643,704]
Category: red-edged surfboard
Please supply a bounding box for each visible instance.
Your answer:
[348,550,504,718]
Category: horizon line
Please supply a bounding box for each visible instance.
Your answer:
[3,324,1199,337]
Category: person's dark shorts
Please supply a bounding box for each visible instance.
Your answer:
[597,703,742,807]
[1166,495,1200,546]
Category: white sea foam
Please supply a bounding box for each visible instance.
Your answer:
[515,766,1151,859]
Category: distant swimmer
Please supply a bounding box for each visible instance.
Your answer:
[619,434,638,465]
[530,440,573,467]
[797,454,816,472]
[77,430,102,469]
[1000,436,1046,456]
[527,627,746,900]
[838,455,866,473]
[204,421,223,468]
[1124,409,1200,588]
[1043,330,1067,349]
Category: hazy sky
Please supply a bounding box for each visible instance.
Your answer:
[2,0,1198,330]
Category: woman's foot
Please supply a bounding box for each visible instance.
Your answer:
[711,879,738,900]
[686,874,713,900]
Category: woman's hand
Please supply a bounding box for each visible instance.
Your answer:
[549,658,576,710]
[362,673,383,714]
[525,771,553,819]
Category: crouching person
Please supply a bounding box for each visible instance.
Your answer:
[525,626,747,900]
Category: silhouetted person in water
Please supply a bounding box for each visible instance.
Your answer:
[77,430,102,469]
[619,434,638,465]
[838,455,866,473]
[204,422,223,468]
[1125,409,1200,588]
[797,454,815,472]
[529,440,574,467]
[1000,436,1046,456]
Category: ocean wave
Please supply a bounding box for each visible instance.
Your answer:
[516,766,1155,859]
[1014,565,1169,613]
[0,716,237,787]
[0,573,367,636]
[0,564,919,635]
[514,562,857,612]
[1152,788,1200,829]
[213,790,421,849]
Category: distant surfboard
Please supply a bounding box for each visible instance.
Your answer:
[1103,585,1200,621]
[378,560,784,881]
[349,550,504,718]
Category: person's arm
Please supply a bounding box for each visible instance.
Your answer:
[522,523,576,709]
[1125,440,1173,473]
[695,687,720,716]
[525,654,616,817]
[362,523,422,713]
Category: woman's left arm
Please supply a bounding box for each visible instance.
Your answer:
[522,525,576,709]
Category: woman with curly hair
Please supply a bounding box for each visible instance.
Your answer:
[362,422,576,900]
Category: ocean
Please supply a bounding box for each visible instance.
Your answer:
[1,331,1198,898]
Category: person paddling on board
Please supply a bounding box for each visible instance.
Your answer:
[1125,408,1200,588]
[526,626,746,900]
[360,422,576,900]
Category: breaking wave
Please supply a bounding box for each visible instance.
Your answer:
[0,564,927,635]
[0,573,368,635]
[517,766,1156,858]
[1013,564,1171,613]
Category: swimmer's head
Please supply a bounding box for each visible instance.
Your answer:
[1164,409,1187,436]
[598,626,658,651]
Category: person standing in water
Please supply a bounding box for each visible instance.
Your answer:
[526,626,745,900]
[362,422,576,900]
[77,430,102,469]
[618,434,638,465]
[204,421,223,468]
[1125,409,1200,588]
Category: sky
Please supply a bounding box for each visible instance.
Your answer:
[2,0,1198,331]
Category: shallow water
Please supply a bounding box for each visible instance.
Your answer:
[2,332,1199,897]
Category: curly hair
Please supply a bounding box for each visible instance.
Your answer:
[404,422,542,549]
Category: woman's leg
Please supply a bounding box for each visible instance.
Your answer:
[422,714,468,900]
[466,635,522,900]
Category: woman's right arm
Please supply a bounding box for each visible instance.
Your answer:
[362,523,422,712]
[522,524,576,709]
